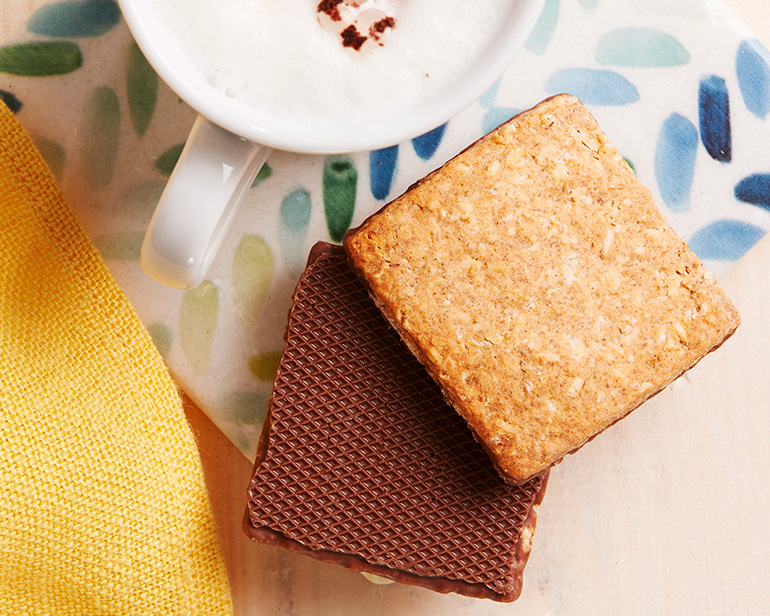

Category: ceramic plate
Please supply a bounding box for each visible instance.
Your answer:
[2,0,769,457]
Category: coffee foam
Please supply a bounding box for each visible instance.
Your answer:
[148,0,514,130]
[316,0,399,52]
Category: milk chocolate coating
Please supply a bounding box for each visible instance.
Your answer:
[245,243,547,602]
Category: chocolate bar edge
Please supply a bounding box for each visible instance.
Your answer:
[243,242,548,602]
[245,394,549,603]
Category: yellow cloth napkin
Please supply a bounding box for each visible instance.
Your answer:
[0,103,233,613]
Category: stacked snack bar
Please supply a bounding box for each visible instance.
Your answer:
[245,244,547,602]
[246,94,740,599]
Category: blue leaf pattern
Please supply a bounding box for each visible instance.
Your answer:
[369,146,398,201]
[655,113,698,212]
[525,0,559,56]
[483,108,520,134]
[479,81,500,109]
[699,75,732,162]
[27,0,122,38]
[736,39,770,119]
[279,188,312,276]
[735,174,770,210]
[596,28,690,67]
[412,123,447,161]
[689,220,766,261]
[545,69,639,105]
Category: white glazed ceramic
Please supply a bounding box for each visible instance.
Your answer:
[117,0,546,288]
[6,0,770,466]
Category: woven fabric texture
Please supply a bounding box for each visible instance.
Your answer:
[0,101,233,614]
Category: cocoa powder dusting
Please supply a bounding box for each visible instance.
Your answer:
[317,1,397,52]
[341,24,368,51]
[317,0,343,21]
[370,16,396,42]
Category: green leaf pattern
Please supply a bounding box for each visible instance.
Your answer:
[251,162,272,188]
[154,143,184,176]
[80,86,120,190]
[232,235,275,325]
[93,232,144,261]
[30,132,67,182]
[117,180,166,222]
[0,42,83,76]
[147,322,173,358]
[127,43,158,137]
[323,156,358,243]
[248,351,283,383]
[180,281,219,374]
[219,391,270,453]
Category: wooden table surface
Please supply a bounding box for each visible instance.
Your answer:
[2,2,769,614]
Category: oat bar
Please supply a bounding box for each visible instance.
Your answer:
[344,94,741,484]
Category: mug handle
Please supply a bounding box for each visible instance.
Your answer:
[140,115,272,289]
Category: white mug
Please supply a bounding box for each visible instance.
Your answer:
[118,0,545,288]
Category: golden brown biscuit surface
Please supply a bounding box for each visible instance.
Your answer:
[345,94,740,484]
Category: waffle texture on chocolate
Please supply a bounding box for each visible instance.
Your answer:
[245,244,547,602]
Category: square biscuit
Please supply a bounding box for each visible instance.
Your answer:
[344,94,741,484]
